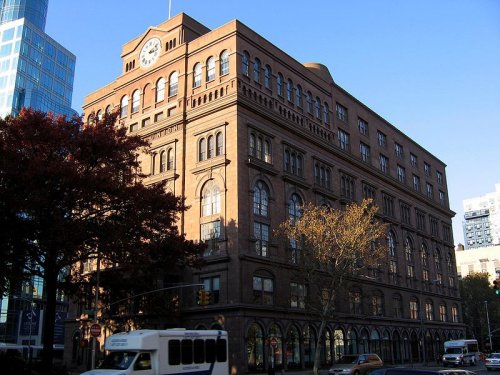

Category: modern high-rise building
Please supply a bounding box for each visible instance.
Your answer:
[462,183,500,249]
[66,13,464,373]
[0,0,71,352]
[0,0,76,118]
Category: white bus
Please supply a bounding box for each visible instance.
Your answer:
[81,329,229,375]
[442,339,479,367]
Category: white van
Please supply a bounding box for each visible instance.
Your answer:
[81,329,229,375]
[442,339,479,367]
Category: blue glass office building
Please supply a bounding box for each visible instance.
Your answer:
[0,0,76,118]
[0,0,72,348]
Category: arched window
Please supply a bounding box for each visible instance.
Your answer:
[288,194,302,222]
[284,149,291,172]
[439,303,447,322]
[421,243,429,267]
[323,102,330,125]
[334,329,345,361]
[371,291,384,316]
[425,300,434,320]
[207,135,215,159]
[405,237,414,263]
[220,50,229,75]
[193,63,202,88]
[264,140,271,163]
[206,56,215,81]
[167,148,174,170]
[256,137,262,159]
[120,95,128,118]
[388,231,396,257]
[287,79,293,102]
[159,151,166,173]
[446,252,453,273]
[131,89,140,113]
[198,138,206,161]
[216,132,223,156]
[168,71,178,96]
[253,181,269,217]
[303,325,316,367]
[314,97,321,119]
[253,58,261,82]
[96,109,103,122]
[277,73,283,97]
[264,65,272,89]
[306,91,312,113]
[434,248,442,272]
[201,180,220,216]
[242,51,249,76]
[249,133,256,157]
[269,324,283,367]
[105,105,112,115]
[295,84,303,107]
[87,113,94,125]
[247,323,264,371]
[156,77,165,102]
[409,297,419,320]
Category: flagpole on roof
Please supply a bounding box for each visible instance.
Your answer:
[168,0,172,19]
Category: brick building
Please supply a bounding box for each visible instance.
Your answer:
[67,13,464,373]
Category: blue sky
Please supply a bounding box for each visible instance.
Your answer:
[46,0,500,245]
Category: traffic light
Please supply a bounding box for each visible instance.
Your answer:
[197,290,211,305]
[494,279,499,295]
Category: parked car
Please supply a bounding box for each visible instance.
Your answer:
[329,354,383,375]
[485,353,500,371]
[367,368,440,375]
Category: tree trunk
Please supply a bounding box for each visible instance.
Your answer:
[313,318,327,375]
[40,269,57,375]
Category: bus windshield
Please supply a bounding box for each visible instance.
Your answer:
[99,351,138,370]
[445,348,463,354]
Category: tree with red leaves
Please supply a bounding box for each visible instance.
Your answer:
[0,108,204,375]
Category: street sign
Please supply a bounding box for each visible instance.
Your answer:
[270,337,278,347]
[90,323,101,337]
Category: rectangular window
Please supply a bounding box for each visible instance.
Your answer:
[360,142,370,162]
[290,282,306,309]
[362,183,376,200]
[436,170,443,185]
[201,221,221,256]
[201,276,220,304]
[426,183,434,199]
[439,190,446,206]
[383,194,395,217]
[410,153,418,168]
[254,222,269,257]
[397,165,406,184]
[395,142,404,159]
[401,203,411,225]
[338,129,350,151]
[358,117,368,135]
[379,154,389,174]
[336,103,348,122]
[412,175,420,192]
[253,276,273,305]
[377,131,387,147]
[424,162,431,176]
[416,209,426,231]
[341,174,355,200]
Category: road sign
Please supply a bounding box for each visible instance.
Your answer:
[270,337,278,347]
[90,323,101,337]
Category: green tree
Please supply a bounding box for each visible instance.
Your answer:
[459,272,500,351]
[276,199,388,374]
[0,108,204,375]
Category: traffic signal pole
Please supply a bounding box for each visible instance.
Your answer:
[485,300,493,351]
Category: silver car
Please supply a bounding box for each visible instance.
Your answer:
[486,353,500,371]
[329,354,384,375]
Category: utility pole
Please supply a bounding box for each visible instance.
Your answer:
[485,300,493,351]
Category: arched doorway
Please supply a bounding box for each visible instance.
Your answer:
[268,323,283,370]
[347,328,358,354]
[247,323,264,372]
[285,325,301,369]
[303,325,316,368]
[370,329,381,356]
[334,329,345,362]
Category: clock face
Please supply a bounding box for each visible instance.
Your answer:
[140,38,161,68]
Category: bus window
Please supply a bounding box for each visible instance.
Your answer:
[169,340,181,365]
[217,338,227,362]
[194,339,205,364]
[206,339,216,363]
[181,339,193,364]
